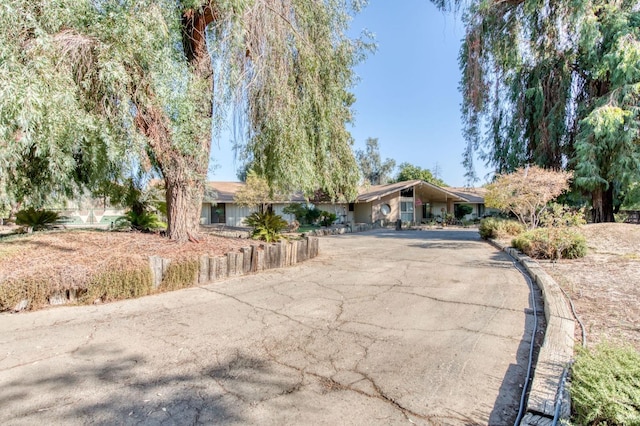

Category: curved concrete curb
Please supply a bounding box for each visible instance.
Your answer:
[489,240,574,424]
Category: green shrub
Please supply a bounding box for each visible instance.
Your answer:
[115,210,164,232]
[454,204,474,220]
[319,211,337,227]
[478,218,525,240]
[244,211,288,242]
[571,343,640,425]
[15,208,61,231]
[282,203,323,225]
[512,227,587,259]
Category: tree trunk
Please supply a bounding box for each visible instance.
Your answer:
[165,175,205,241]
[592,184,615,223]
[133,5,216,242]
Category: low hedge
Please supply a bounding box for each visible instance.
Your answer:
[512,227,587,259]
[478,218,525,240]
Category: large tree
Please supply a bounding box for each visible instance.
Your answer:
[0,0,367,240]
[395,162,447,186]
[443,0,640,222]
[355,137,396,185]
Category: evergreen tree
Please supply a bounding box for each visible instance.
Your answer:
[438,0,640,222]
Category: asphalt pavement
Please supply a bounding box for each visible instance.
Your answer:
[0,228,534,425]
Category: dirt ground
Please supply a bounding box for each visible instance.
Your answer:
[538,223,640,351]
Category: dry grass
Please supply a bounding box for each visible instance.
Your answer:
[0,228,259,311]
[540,223,640,351]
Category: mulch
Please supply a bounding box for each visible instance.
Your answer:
[0,229,259,292]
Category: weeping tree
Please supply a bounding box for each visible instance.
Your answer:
[439,0,640,222]
[0,0,368,240]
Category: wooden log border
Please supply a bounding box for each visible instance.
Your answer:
[13,237,319,311]
[170,236,319,286]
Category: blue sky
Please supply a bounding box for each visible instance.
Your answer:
[209,0,493,187]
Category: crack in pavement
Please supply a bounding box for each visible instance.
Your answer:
[394,289,522,313]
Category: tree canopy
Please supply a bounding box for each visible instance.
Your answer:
[355,137,396,185]
[395,162,447,186]
[485,166,573,229]
[444,0,640,221]
[1,0,370,239]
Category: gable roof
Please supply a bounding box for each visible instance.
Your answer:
[357,180,470,203]
[446,187,487,204]
[203,182,306,203]
[202,180,481,204]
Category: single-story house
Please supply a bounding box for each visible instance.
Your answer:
[200,180,489,227]
[447,187,500,220]
[200,182,307,227]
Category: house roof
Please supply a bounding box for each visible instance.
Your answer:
[202,180,481,205]
[203,182,306,204]
[446,187,487,204]
[357,180,470,203]
[204,182,245,203]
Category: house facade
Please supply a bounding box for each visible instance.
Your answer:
[200,180,487,227]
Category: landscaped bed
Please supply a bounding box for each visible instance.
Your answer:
[0,229,261,312]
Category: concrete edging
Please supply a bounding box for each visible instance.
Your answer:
[489,240,574,424]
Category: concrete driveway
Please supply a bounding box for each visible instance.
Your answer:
[0,229,533,425]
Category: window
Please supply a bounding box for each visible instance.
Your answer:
[400,201,414,222]
[211,204,226,224]
[400,188,414,197]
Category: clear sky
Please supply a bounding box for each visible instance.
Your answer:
[208,0,493,187]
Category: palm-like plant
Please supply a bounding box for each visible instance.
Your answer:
[244,211,288,242]
[15,208,61,231]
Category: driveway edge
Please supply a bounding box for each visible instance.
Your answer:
[489,240,574,424]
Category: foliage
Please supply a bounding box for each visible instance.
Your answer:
[395,162,447,186]
[15,208,61,231]
[234,171,283,212]
[454,204,473,220]
[1,0,369,240]
[82,267,153,303]
[512,228,587,260]
[159,260,199,292]
[319,211,337,227]
[282,203,322,225]
[620,182,640,210]
[571,343,640,425]
[244,211,288,242]
[539,204,587,228]
[478,217,525,240]
[355,137,396,185]
[443,0,640,221]
[485,166,572,229]
[0,278,49,312]
[233,1,373,202]
[115,210,164,232]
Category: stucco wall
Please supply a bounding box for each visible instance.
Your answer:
[371,193,400,224]
[354,203,372,224]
